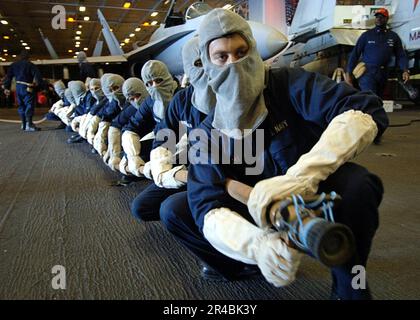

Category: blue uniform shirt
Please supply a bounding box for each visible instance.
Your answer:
[89,97,107,116]
[97,99,124,122]
[347,26,408,73]
[110,103,137,129]
[188,67,389,232]
[122,96,159,137]
[4,60,42,90]
[122,87,181,137]
[74,91,95,117]
[83,91,97,114]
[153,85,208,150]
[79,62,97,82]
[62,95,71,107]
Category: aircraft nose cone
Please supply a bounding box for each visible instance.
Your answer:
[248,21,288,60]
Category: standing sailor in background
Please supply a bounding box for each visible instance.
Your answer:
[77,51,97,82]
[346,8,410,98]
[3,49,43,131]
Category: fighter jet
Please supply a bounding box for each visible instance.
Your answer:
[124,1,288,76]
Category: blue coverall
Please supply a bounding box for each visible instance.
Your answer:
[97,98,125,123]
[46,94,71,121]
[160,67,389,300]
[115,96,158,182]
[131,86,207,222]
[122,95,169,165]
[79,62,97,82]
[89,96,108,116]
[74,91,96,117]
[4,59,43,123]
[347,26,408,98]
[107,103,137,160]
[110,104,137,130]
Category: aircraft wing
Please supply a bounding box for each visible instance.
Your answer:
[0,55,127,67]
[288,0,336,42]
[125,30,194,62]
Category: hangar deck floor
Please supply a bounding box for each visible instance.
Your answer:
[0,106,419,300]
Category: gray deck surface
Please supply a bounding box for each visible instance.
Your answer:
[0,106,419,300]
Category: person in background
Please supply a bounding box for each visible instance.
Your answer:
[3,49,43,131]
[346,8,410,98]
[77,51,97,82]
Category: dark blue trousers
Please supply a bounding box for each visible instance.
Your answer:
[358,69,388,99]
[16,85,35,119]
[131,183,187,221]
[160,163,383,300]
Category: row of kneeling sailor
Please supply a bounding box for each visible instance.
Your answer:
[47,8,390,301]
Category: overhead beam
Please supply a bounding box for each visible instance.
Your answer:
[97,9,124,56]
[38,28,59,59]
[0,0,168,12]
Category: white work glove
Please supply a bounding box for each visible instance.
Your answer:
[119,156,130,175]
[93,121,111,156]
[103,126,122,172]
[150,147,174,185]
[86,115,101,145]
[157,165,187,189]
[79,113,93,139]
[121,131,145,177]
[50,100,64,114]
[56,104,75,125]
[203,208,301,287]
[64,104,76,119]
[248,110,378,228]
[70,115,84,133]
[119,155,144,177]
[142,161,153,180]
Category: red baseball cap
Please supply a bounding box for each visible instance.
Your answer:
[374,8,389,18]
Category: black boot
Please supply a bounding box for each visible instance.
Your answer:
[20,116,26,131]
[66,134,84,144]
[200,263,261,281]
[25,117,41,132]
[110,174,143,187]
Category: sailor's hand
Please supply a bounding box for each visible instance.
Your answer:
[344,73,353,87]
[402,71,410,84]
[256,232,302,288]
[4,89,10,96]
